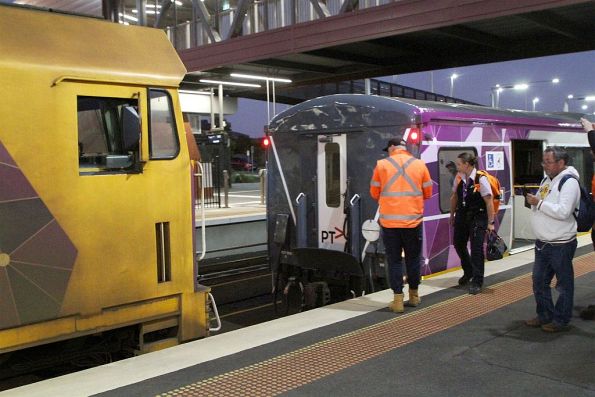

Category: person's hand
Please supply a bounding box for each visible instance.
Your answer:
[526,193,540,206]
[580,117,594,133]
[487,223,495,232]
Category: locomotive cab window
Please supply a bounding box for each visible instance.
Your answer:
[437,147,477,213]
[325,143,341,208]
[149,89,179,159]
[78,96,140,175]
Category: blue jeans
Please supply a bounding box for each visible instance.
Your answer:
[382,225,422,294]
[532,239,577,326]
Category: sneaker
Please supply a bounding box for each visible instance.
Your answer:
[541,323,571,333]
[458,275,471,286]
[468,284,481,295]
[524,318,545,328]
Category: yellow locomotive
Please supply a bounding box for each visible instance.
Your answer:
[0,5,209,356]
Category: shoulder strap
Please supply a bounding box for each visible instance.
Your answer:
[475,170,487,184]
[557,174,578,191]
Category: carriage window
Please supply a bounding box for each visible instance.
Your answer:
[149,89,179,159]
[437,148,477,213]
[325,143,341,208]
[78,96,140,175]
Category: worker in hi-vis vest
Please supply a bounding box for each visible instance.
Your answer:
[370,138,433,313]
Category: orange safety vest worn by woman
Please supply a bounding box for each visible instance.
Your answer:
[370,147,432,228]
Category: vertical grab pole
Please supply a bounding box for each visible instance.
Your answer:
[349,194,361,262]
[295,193,307,248]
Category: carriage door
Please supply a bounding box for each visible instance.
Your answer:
[511,139,544,246]
[317,134,347,251]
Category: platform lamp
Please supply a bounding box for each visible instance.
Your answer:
[532,97,539,111]
[230,73,292,121]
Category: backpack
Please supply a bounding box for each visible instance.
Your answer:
[474,170,502,213]
[558,174,595,233]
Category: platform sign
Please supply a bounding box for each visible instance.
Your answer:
[486,151,504,171]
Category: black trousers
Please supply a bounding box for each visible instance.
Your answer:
[453,211,487,286]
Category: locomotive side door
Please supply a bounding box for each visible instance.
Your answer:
[317,134,347,251]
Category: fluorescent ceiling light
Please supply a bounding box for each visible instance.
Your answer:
[230,73,292,83]
[179,90,213,95]
[199,79,261,88]
[119,12,138,22]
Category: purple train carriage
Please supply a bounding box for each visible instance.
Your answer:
[265,94,593,310]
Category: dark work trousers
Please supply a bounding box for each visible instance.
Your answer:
[453,211,487,287]
[381,224,422,294]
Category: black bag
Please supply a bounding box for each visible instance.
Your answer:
[558,175,595,233]
[486,231,507,261]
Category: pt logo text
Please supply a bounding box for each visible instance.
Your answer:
[321,227,344,243]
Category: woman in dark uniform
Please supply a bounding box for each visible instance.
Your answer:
[449,152,495,295]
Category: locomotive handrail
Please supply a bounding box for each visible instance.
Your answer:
[207,292,222,332]
[196,161,207,261]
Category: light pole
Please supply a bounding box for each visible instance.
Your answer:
[491,83,528,108]
[449,73,458,97]
[490,78,559,109]
[532,97,539,111]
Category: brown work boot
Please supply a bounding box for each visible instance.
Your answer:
[541,323,571,333]
[524,318,544,328]
[406,289,420,307]
[388,293,404,313]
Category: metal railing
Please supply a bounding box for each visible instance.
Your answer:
[163,0,402,50]
[197,160,223,208]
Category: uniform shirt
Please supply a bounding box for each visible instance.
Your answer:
[451,168,492,197]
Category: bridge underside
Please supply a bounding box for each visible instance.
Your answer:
[179,0,595,101]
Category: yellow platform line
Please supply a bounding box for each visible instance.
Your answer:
[157,252,594,397]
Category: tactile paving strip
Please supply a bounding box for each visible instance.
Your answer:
[157,252,594,397]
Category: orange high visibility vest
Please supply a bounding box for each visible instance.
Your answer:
[370,149,433,228]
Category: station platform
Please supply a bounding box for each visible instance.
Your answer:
[194,183,266,259]
[4,237,594,397]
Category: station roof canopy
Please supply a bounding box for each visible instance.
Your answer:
[179,0,595,97]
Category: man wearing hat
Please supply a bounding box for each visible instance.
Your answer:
[370,138,432,312]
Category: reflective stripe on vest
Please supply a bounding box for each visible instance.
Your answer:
[379,213,423,221]
[380,157,420,197]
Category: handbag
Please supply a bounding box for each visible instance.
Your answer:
[486,231,507,261]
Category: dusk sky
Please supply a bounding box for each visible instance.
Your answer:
[228,50,595,138]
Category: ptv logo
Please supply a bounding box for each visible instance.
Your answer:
[321,227,345,243]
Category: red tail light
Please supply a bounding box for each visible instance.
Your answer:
[405,127,421,144]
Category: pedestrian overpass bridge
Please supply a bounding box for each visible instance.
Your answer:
[169,0,594,100]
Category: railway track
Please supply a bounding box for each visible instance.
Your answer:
[199,252,283,332]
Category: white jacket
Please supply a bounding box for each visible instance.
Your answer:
[530,166,581,242]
